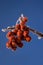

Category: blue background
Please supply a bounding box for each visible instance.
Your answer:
[0,0,43,65]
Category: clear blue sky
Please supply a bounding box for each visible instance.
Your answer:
[0,0,43,65]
